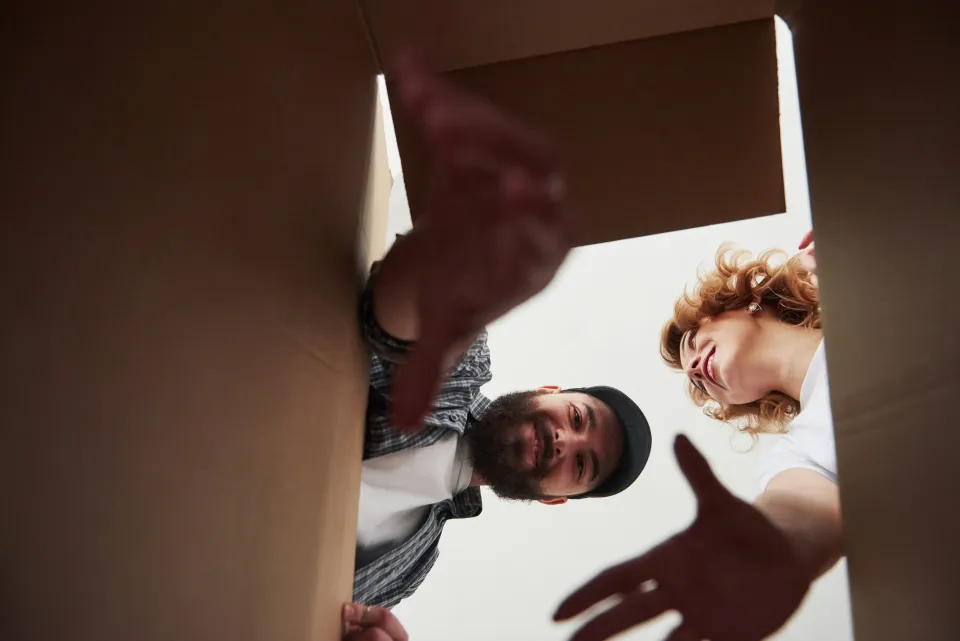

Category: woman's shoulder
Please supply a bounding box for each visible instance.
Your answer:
[757,391,838,492]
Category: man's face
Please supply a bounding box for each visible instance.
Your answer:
[464,389,624,502]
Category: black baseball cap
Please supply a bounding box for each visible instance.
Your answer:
[564,386,652,499]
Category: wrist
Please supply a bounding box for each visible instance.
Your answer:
[371,230,431,343]
[755,492,841,584]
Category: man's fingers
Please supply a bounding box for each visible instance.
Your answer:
[568,589,672,641]
[389,312,461,430]
[391,56,557,176]
[342,605,408,641]
[662,621,701,641]
[674,434,730,509]
[501,180,563,261]
[798,229,814,250]
[389,53,435,112]
[554,558,654,621]
[501,167,570,224]
[428,104,558,178]
[390,348,445,431]
[342,604,367,629]
[501,168,576,267]
[344,628,392,641]
[359,606,408,641]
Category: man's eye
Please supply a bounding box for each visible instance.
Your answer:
[573,407,582,430]
[577,455,585,480]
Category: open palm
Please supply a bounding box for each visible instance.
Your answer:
[555,436,811,641]
[386,56,574,428]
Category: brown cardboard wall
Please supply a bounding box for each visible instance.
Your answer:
[361,0,775,72]
[391,19,784,247]
[789,1,960,639]
[0,2,377,640]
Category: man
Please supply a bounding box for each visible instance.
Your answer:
[353,257,652,608]
[339,58,652,641]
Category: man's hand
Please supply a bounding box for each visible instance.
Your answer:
[798,230,818,287]
[553,436,811,641]
[387,55,575,429]
[342,603,408,641]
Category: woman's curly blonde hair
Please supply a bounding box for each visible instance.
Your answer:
[660,243,821,438]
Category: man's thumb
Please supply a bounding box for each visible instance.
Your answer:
[390,330,450,430]
[674,434,730,508]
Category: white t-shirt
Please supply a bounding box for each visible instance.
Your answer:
[756,340,838,492]
[355,433,473,565]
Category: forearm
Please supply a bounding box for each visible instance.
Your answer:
[369,231,481,370]
[371,232,427,343]
[755,488,844,582]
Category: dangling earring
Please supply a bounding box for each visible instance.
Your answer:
[747,302,761,314]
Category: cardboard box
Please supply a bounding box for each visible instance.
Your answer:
[372,0,785,246]
[1,2,790,641]
[787,2,960,640]
[2,2,389,640]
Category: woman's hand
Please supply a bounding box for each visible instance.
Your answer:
[342,603,408,641]
[553,436,810,641]
[798,230,818,287]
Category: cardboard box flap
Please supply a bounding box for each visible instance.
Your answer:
[2,1,380,640]
[789,2,960,639]
[360,87,394,267]
[361,0,775,72]
[385,18,784,247]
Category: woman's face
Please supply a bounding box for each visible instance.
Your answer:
[678,309,769,405]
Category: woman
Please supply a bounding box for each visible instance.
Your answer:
[553,232,841,641]
[660,231,835,492]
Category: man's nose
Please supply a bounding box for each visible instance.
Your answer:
[552,427,567,460]
[552,425,585,460]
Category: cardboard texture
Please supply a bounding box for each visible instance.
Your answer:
[789,2,960,640]
[12,1,946,640]
[370,2,785,247]
[2,2,385,640]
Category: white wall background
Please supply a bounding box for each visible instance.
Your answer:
[378,19,854,641]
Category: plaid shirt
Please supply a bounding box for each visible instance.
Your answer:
[352,260,493,609]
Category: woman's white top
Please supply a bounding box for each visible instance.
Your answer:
[756,339,838,492]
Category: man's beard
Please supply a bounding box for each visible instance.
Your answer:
[463,390,555,502]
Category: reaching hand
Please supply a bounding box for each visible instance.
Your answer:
[342,603,408,641]
[553,436,810,641]
[388,55,575,428]
[798,230,818,287]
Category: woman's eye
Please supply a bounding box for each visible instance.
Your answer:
[577,455,585,480]
[573,407,582,430]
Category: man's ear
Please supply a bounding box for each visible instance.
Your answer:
[538,497,568,506]
[536,385,562,394]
